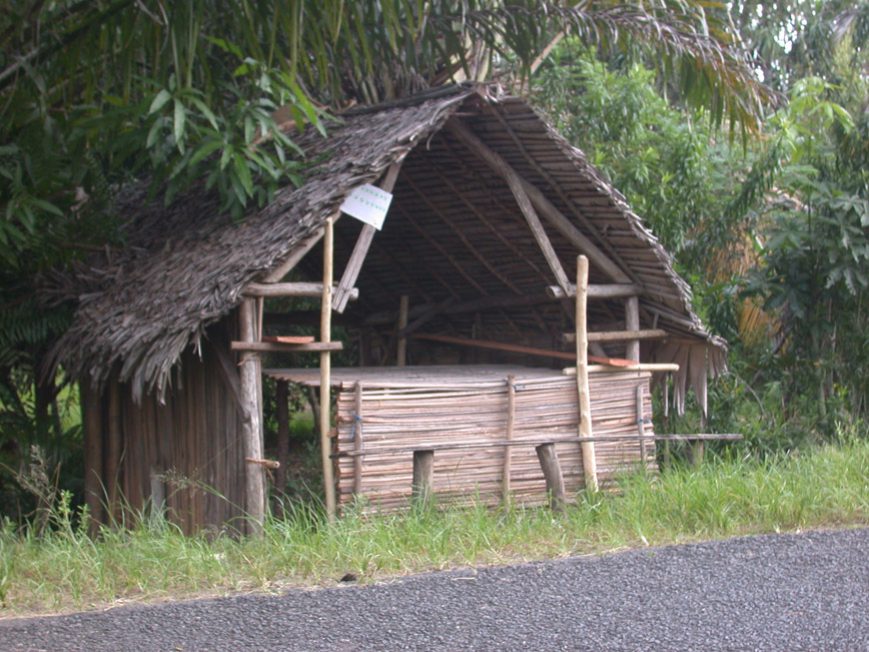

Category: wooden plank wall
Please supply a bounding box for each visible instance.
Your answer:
[335,370,655,511]
[81,322,247,535]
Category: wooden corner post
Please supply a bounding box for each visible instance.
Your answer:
[321,217,337,520]
[239,297,265,535]
[576,255,599,492]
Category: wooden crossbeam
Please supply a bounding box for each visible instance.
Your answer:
[547,284,642,299]
[244,282,358,299]
[332,163,402,312]
[230,341,343,353]
[562,329,668,344]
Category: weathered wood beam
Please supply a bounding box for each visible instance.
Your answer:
[446,120,631,284]
[332,163,402,313]
[562,329,668,344]
[81,382,104,534]
[575,255,598,492]
[353,382,364,495]
[547,283,642,300]
[230,341,343,353]
[244,282,359,300]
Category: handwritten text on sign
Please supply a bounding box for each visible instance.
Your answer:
[340,184,393,230]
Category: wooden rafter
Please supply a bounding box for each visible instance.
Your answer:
[446,120,631,284]
[444,122,571,295]
[489,106,638,283]
[395,205,489,296]
[402,175,523,295]
[332,162,402,313]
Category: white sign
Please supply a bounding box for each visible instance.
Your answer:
[340,184,393,230]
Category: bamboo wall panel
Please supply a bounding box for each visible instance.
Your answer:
[83,321,247,535]
[334,368,655,511]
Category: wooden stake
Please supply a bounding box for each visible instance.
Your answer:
[502,375,515,504]
[239,297,265,535]
[320,217,337,520]
[412,450,434,508]
[576,255,599,492]
[535,443,565,511]
[275,380,290,495]
[397,295,409,366]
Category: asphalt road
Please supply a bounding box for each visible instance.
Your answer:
[2,528,867,651]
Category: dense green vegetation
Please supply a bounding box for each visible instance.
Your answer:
[2,432,866,616]
[0,0,866,580]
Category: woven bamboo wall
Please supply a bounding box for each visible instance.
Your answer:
[335,369,654,511]
[81,322,248,535]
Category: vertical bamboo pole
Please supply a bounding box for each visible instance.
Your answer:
[576,255,599,492]
[396,295,409,366]
[625,296,640,363]
[320,217,337,520]
[275,380,290,495]
[502,375,516,504]
[636,385,647,467]
[353,381,364,495]
[239,298,265,535]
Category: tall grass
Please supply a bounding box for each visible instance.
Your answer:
[1,436,866,617]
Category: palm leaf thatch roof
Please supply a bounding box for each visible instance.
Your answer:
[51,83,725,409]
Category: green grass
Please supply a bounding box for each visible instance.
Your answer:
[1,437,867,617]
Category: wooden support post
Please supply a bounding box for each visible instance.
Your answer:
[239,298,265,535]
[320,217,337,520]
[625,295,640,363]
[412,450,434,508]
[81,382,104,534]
[535,443,566,511]
[502,375,516,504]
[353,382,364,495]
[575,255,599,492]
[396,295,409,366]
[332,163,402,312]
[275,380,290,495]
[636,385,647,468]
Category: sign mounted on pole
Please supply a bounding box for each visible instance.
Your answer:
[340,184,393,230]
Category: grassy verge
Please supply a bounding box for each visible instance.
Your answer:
[2,437,867,618]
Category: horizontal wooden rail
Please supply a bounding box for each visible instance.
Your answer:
[547,283,642,299]
[243,282,359,300]
[331,432,740,458]
[563,363,680,374]
[230,341,343,353]
[563,329,668,344]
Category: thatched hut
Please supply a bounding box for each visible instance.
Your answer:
[51,84,726,534]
